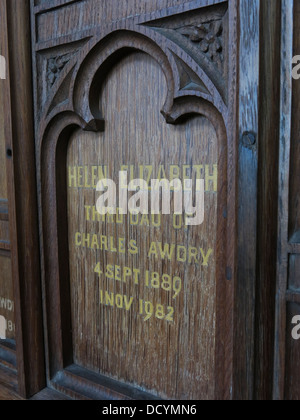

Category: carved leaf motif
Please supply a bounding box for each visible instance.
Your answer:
[47,52,74,87]
[176,19,224,70]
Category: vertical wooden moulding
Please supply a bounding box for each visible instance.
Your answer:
[234,0,260,400]
[273,0,294,401]
[255,0,281,400]
[4,0,46,398]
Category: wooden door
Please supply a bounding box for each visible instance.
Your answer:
[0,0,290,400]
[31,0,240,400]
[0,6,15,366]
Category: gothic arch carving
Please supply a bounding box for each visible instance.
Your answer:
[38,23,228,141]
[35,3,236,399]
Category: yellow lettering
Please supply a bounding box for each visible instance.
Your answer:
[77,166,84,187]
[188,247,199,264]
[133,268,140,285]
[205,164,218,192]
[116,208,124,224]
[110,237,117,252]
[119,238,126,254]
[148,242,158,259]
[194,165,204,180]
[106,212,114,223]
[200,248,213,266]
[91,234,99,250]
[115,295,123,309]
[183,165,191,181]
[105,265,114,279]
[115,265,121,281]
[105,292,114,307]
[82,233,90,248]
[75,232,81,246]
[157,165,167,181]
[130,212,139,225]
[123,267,132,283]
[85,205,91,221]
[151,214,161,228]
[177,245,187,262]
[124,296,134,311]
[100,235,108,251]
[173,214,182,230]
[140,213,150,226]
[158,243,176,261]
[84,166,91,188]
[68,166,77,188]
[129,240,138,255]
[92,206,103,222]
[91,166,98,188]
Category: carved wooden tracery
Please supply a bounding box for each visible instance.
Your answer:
[33,0,237,400]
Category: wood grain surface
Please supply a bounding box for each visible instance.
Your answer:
[289,0,300,243]
[0,79,7,199]
[0,0,14,346]
[0,0,297,401]
[67,52,223,399]
[274,0,300,401]
[2,0,46,397]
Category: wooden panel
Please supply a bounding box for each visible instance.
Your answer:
[235,0,259,400]
[67,52,223,399]
[289,255,300,291]
[0,254,15,342]
[0,78,7,200]
[3,0,46,397]
[0,220,10,251]
[33,0,237,400]
[285,303,300,400]
[35,0,223,43]
[274,0,300,401]
[254,0,281,400]
[283,2,300,400]
[0,0,14,367]
[0,365,23,400]
[289,0,300,243]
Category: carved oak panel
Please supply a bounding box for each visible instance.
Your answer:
[31,0,238,400]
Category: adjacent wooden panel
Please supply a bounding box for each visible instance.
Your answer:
[285,303,300,400]
[0,365,23,400]
[3,0,46,397]
[274,0,300,401]
[254,0,281,400]
[67,52,224,400]
[0,79,7,200]
[0,0,15,361]
[0,254,15,342]
[289,255,300,291]
[289,0,300,243]
[235,0,259,400]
